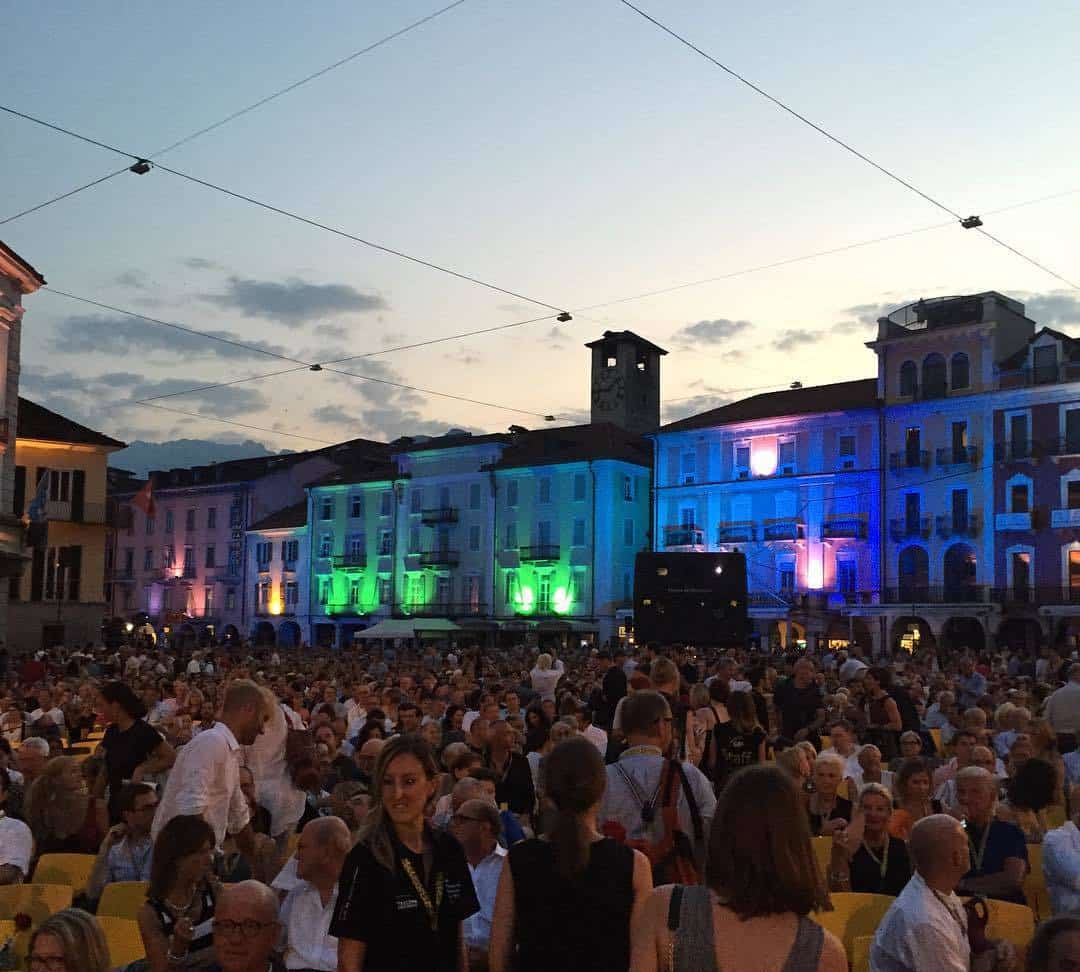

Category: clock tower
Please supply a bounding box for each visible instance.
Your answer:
[586,330,667,435]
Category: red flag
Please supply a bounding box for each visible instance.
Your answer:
[132,479,156,519]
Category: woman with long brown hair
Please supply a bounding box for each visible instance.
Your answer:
[330,734,479,972]
[489,736,652,972]
[24,756,107,855]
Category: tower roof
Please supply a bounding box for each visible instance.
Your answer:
[584,330,668,356]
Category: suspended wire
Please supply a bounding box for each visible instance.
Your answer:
[133,401,337,444]
[0,1,470,227]
[974,227,1080,290]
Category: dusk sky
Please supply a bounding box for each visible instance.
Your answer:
[4,0,1079,464]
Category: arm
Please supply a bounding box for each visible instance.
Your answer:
[134,739,176,780]
[629,849,653,930]
[459,924,468,972]
[1043,834,1080,892]
[86,826,125,900]
[883,698,903,732]
[960,857,1027,897]
[629,886,666,972]
[488,858,516,972]
[337,938,366,972]
[137,902,180,972]
[756,737,767,764]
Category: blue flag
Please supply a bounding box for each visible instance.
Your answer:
[26,472,49,522]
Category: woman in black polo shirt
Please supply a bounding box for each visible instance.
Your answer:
[331,734,479,972]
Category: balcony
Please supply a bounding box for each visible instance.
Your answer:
[889,516,931,541]
[936,514,980,538]
[332,553,367,571]
[107,567,135,582]
[519,544,560,563]
[936,444,979,467]
[44,500,106,524]
[1051,508,1080,528]
[716,521,755,543]
[208,570,242,585]
[994,440,1039,462]
[995,511,1033,531]
[663,525,705,548]
[889,450,930,472]
[990,586,1080,606]
[419,548,461,566]
[822,514,867,540]
[1043,437,1080,458]
[882,585,989,604]
[420,507,458,524]
[399,602,488,618]
[762,518,804,542]
[997,362,1080,389]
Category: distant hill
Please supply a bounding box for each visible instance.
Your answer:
[110,438,293,477]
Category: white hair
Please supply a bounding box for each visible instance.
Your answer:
[21,737,50,756]
[535,653,553,671]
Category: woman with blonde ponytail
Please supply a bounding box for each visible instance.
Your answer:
[489,735,652,972]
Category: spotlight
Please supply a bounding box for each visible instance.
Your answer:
[129,159,152,175]
[309,364,323,372]
[556,312,572,322]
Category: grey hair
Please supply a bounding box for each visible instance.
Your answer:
[21,737,50,756]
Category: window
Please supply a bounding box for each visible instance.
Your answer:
[537,520,552,546]
[539,478,552,504]
[623,475,634,501]
[226,589,236,611]
[256,541,272,566]
[778,440,796,475]
[437,485,450,509]
[377,577,392,605]
[505,521,518,549]
[1033,345,1058,384]
[350,578,362,606]
[951,421,969,463]
[538,574,552,612]
[505,570,517,605]
[778,562,795,593]
[320,497,334,521]
[318,579,330,606]
[905,492,921,533]
[679,505,696,528]
[1069,481,1080,510]
[283,540,298,564]
[181,509,194,532]
[1011,483,1030,514]
[183,546,195,578]
[1011,551,1032,600]
[734,445,750,479]
[435,575,451,607]
[380,491,393,516]
[205,545,216,568]
[318,533,333,558]
[164,510,174,534]
[899,360,917,397]
[905,427,922,467]
[922,353,947,398]
[573,474,587,501]
[257,581,271,607]
[408,525,420,554]
[952,489,969,530]
[207,507,217,529]
[350,494,364,518]
[377,529,392,556]
[572,518,586,546]
[406,574,424,606]
[572,567,586,604]
[144,547,153,571]
[229,502,242,528]
[410,489,423,514]
[469,482,483,509]
[507,480,519,507]
[623,518,634,546]
[123,548,134,574]
[285,581,298,606]
[204,588,214,615]
[228,544,241,572]
[47,470,71,503]
[836,560,856,593]
[348,534,365,558]
[951,352,970,391]
[838,434,856,469]
[465,575,480,610]
[468,525,481,551]
[163,545,175,568]
[1065,408,1080,454]
[681,449,696,484]
[1008,413,1030,459]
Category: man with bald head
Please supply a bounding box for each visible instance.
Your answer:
[280,816,352,971]
[871,814,1015,972]
[211,880,284,972]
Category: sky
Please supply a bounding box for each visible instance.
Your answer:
[3,0,1080,465]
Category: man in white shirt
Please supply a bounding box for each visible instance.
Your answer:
[28,688,64,730]
[1043,791,1080,915]
[451,798,506,963]
[0,769,32,884]
[279,816,351,971]
[1045,664,1080,744]
[243,701,307,846]
[820,719,862,782]
[151,679,267,852]
[871,814,1014,972]
[576,703,608,759]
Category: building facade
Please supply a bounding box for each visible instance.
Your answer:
[9,399,124,652]
[245,502,310,647]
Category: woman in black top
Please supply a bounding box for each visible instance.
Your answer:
[829,783,911,896]
[97,682,176,823]
[331,734,479,972]
[489,736,652,972]
[710,690,768,792]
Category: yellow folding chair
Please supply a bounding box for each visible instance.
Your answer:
[820,735,832,751]
[850,934,874,972]
[286,832,301,858]
[811,836,833,882]
[1021,844,1051,922]
[96,916,146,967]
[985,898,1036,953]
[0,919,14,942]
[813,892,895,965]
[1045,805,1067,830]
[32,854,96,894]
[0,885,73,925]
[929,728,943,753]
[97,881,149,919]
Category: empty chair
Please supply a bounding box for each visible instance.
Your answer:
[813,892,895,965]
[811,836,833,881]
[0,885,73,924]
[97,881,149,919]
[95,916,147,968]
[985,898,1036,952]
[850,934,873,972]
[33,854,97,894]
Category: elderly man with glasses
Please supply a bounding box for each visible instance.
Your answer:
[208,881,285,972]
[451,798,506,971]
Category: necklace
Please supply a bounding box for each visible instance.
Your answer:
[861,838,889,880]
[930,888,966,930]
[165,885,199,920]
[966,820,992,873]
[401,859,444,933]
[620,745,662,759]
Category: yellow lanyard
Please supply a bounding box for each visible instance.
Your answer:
[861,839,889,881]
[401,859,445,933]
[967,822,992,873]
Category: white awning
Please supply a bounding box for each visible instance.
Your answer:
[351,618,462,639]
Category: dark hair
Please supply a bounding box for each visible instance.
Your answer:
[708,679,730,705]
[727,690,761,734]
[541,737,606,880]
[525,725,550,754]
[1006,757,1057,812]
[1027,914,1080,972]
[356,721,385,744]
[100,682,147,720]
[707,765,829,918]
[894,757,931,802]
[828,718,854,735]
[116,782,155,817]
[470,767,499,786]
[451,749,481,773]
[954,729,979,745]
[868,667,893,690]
[620,691,671,738]
[150,815,215,898]
[0,766,9,795]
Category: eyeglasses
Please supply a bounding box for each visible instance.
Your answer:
[213,920,277,939]
[134,802,159,813]
[452,813,486,824]
[28,957,66,972]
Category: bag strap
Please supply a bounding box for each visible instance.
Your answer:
[667,884,684,931]
[663,759,704,841]
[616,762,663,817]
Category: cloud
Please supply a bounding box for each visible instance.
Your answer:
[312,404,353,426]
[314,323,349,340]
[832,301,892,334]
[114,269,150,290]
[546,326,569,347]
[1016,291,1080,328]
[181,257,222,271]
[125,379,269,416]
[772,328,819,351]
[202,276,387,325]
[662,394,732,423]
[672,318,752,346]
[443,345,483,366]
[113,438,286,477]
[51,314,289,361]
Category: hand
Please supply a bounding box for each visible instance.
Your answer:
[844,808,866,846]
[130,765,145,784]
[822,816,848,837]
[172,917,194,952]
[104,824,127,848]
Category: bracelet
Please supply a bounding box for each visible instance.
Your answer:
[166,953,186,964]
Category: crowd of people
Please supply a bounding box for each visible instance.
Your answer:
[0,636,1078,972]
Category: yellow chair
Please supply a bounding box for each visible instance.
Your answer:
[929,728,943,753]
[1046,805,1067,830]
[32,854,96,894]
[811,836,833,881]
[813,892,895,965]
[96,916,146,967]
[286,832,301,858]
[985,898,1036,952]
[0,885,73,924]
[851,934,874,972]
[1021,845,1051,922]
[97,881,149,919]
[820,735,832,751]
[0,919,14,942]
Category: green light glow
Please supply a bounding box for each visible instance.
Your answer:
[514,585,536,614]
[552,586,571,615]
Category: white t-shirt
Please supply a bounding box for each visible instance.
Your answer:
[0,814,34,878]
[29,707,65,727]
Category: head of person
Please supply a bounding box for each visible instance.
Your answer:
[116,782,158,838]
[450,777,486,813]
[792,658,816,689]
[1008,733,1035,771]
[1027,914,1080,972]
[575,703,594,731]
[619,691,672,751]
[858,782,893,838]
[1005,757,1057,813]
[535,653,553,672]
[827,720,855,754]
[812,753,845,799]
[28,908,109,972]
[650,657,679,694]
[857,745,883,782]
[220,680,269,746]
[487,719,514,754]
[420,719,442,751]
[331,781,371,830]
[909,814,971,892]
[398,703,422,733]
[895,757,932,805]
[361,734,439,872]
[955,766,997,826]
[541,736,606,880]
[899,731,923,759]
[296,816,352,886]
[726,690,759,732]
[469,767,499,802]
[16,735,51,782]
[450,798,501,861]
[953,729,978,767]
[451,749,481,781]
[469,718,491,749]
[971,745,997,774]
[866,666,892,694]
[149,814,215,899]
[25,756,87,839]
[775,744,811,781]
[354,737,385,778]
[708,765,827,916]
[212,881,281,972]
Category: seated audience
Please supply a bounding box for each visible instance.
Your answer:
[0,767,32,884]
[888,757,942,840]
[24,755,107,856]
[28,907,110,972]
[1042,785,1080,915]
[954,766,1028,903]
[830,782,911,896]
[807,753,852,837]
[452,798,506,969]
[996,757,1057,842]
[1027,914,1080,972]
[210,881,285,972]
[87,781,157,899]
